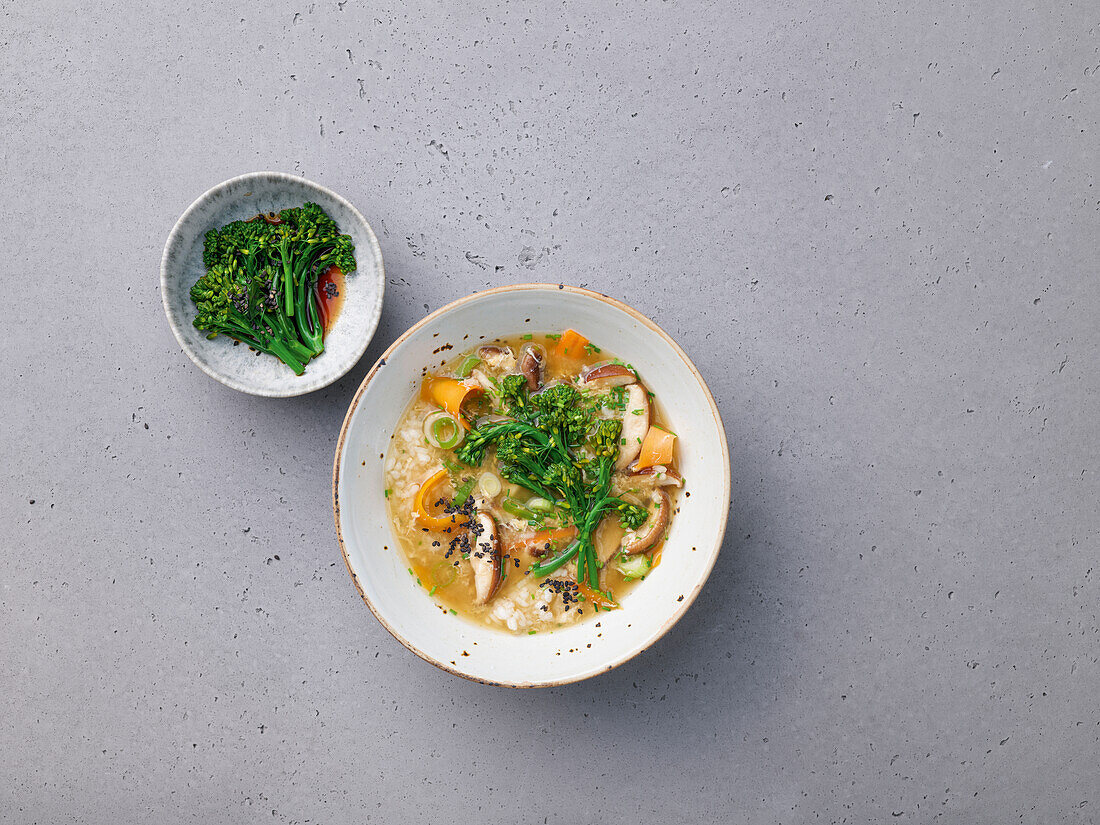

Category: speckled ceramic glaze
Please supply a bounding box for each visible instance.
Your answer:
[333,285,730,687]
[161,172,384,397]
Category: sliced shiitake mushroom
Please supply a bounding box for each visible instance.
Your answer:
[594,515,627,564]
[615,384,650,469]
[477,345,516,371]
[468,512,503,604]
[582,362,637,389]
[620,489,670,556]
[519,344,545,391]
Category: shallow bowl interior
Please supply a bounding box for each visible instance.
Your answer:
[333,285,729,686]
[161,171,384,397]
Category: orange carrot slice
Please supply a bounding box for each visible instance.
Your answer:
[428,377,482,428]
[577,582,619,610]
[554,328,589,361]
[505,526,578,555]
[635,425,676,470]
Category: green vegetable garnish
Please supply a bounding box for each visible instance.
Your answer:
[431,560,457,587]
[453,376,645,589]
[456,354,481,378]
[615,554,651,580]
[190,203,355,375]
[502,497,538,520]
[452,476,477,506]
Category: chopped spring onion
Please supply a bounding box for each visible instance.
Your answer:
[431,560,457,587]
[502,497,538,520]
[456,354,481,378]
[453,476,477,505]
[616,553,651,580]
[477,471,502,498]
[424,411,464,449]
[527,497,554,514]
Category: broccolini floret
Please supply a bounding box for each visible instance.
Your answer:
[451,381,636,588]
[191,203,356,374]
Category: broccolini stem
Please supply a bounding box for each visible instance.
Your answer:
[216,316,306,376]
[264,338,306,375]
[295,265,325,356]
[277,238,295,317]
[529,540,580,577]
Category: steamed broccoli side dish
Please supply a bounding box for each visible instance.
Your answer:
[189,203,356,375]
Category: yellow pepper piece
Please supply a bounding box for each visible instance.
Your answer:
[412,468,470,530]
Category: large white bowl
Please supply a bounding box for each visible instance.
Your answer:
[161,171,385,397]
[333,285,730,687]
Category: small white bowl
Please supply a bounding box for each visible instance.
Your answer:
[161,172,384,397]
[333,285,730,687]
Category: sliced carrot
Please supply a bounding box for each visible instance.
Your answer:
[428,377,482,429]
[635,425,677,470]
[577,581,619,610]
[413,468,470,530]
[554,328,589,361]
[504,526,578,555]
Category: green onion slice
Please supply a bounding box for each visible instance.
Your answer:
[453,476,477,506]
[477,471,502,499]
[431,560,457,587]
[423,411,464,449]
[456,354,481,378]
[502,497,538,520]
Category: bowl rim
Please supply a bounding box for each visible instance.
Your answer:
[160,170,386,398]
[332,284,730,687]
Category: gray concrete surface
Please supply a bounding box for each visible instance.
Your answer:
[2,1,1098,822]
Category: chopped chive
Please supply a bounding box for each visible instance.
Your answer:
[449,608,457,615]
[384,488,393,498]
[522,333,533,340]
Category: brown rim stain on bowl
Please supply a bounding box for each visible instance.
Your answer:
[331,283,730,688]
